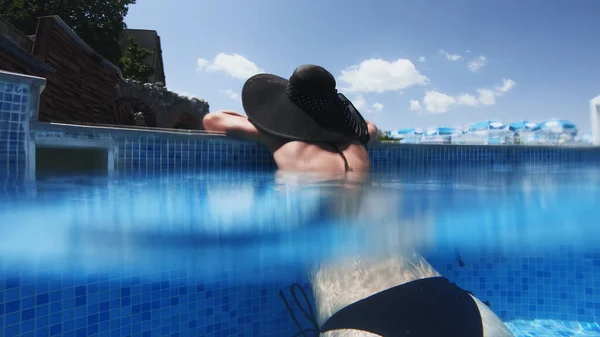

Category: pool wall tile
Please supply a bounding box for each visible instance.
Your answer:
[28,122,278,176]
[0,83,27,179]
[428,245,600,324]
[0,71,45,181]
[0,271,304,337]
[1,245,598,336]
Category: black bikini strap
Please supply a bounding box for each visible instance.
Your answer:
[279,283,320,337]
[333,144,350,172]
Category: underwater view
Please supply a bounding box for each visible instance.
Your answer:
[2,0,600,336]
[1,165,599,336]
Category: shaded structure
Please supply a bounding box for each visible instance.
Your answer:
[0,15,209,130]
[120,29,166,85]
[116,80,209,129]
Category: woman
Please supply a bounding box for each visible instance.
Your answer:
[203,64,514,337]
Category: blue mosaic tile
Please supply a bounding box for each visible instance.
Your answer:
[114,137,276,175]
[427,244,600,324]
[0,80,29,180]
[369,144,600,171]
[0,271,300,337]
[24,122,600,179]
[2,244,598,336]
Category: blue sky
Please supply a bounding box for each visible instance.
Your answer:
[125,0,599,132]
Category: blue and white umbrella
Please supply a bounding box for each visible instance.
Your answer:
[508,120,539,132]
[466,120,506,132]
[426,127,459,136]
[392,128,424,136]
[390,128,424,142]
[539,119,577,135]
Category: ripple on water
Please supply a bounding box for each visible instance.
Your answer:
[506,320,600,337]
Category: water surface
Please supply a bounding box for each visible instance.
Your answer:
[1,166,598,283]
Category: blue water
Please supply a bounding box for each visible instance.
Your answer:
[1,166,599,336]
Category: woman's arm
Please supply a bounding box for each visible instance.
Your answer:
[202,110,262,141]
[201,110,284,151]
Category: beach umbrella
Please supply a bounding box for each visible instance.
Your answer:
[392,128,424,136]
[426,127,459,136]
[539,119,577,135]
[508,121,539,132]
[466,120,506,132]
[389,128,424,142]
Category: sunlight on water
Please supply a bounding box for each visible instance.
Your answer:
[506,320,600,337]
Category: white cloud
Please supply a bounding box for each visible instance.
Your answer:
[338,58,428,93]
[352,95,367,111]
[371,102,384,113]
[350,95,383,114]
[418,56,426,62]
[467,56,487,72]
[409,100,422,111]
[415,78,516,113]
[196,53,264,80]
[423,90,457,113]
[495,79,516,94]
[476,89,496,105]
[465,49,472,53]
[457,94,479,106]
[195,59,209,70]
[439,49,463,61]
[219,89,241,102]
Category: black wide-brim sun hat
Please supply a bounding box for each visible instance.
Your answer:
[241,65,371,144]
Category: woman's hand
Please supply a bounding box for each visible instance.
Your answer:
[366,120,378,144]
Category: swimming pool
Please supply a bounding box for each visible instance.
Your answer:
[0,165,599,337]
[1,70,600,336]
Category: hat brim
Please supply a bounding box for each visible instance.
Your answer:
[242,74,361,143]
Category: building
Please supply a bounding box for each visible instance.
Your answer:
[119,29,166,85]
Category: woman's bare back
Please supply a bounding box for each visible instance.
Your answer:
[270,140,371,173]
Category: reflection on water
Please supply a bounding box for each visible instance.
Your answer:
[0,166,599,282]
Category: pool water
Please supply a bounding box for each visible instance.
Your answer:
[507,320,600,337]
[0,166,599,336]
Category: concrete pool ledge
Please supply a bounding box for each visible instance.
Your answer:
[29,120,232,141]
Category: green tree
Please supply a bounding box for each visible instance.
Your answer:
[119,36,154,82]
[0,0,136,65]
[377,129,395,141]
